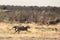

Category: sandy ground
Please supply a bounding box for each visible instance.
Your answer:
[0,22,60,40]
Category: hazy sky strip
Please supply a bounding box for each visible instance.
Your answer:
[0,0,60,6]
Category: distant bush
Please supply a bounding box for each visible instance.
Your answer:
[0,5,60,25]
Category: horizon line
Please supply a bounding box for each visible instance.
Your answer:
[0,4,60,7]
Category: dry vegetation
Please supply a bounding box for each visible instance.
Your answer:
[0,5,60,24]
[0,5,60,40]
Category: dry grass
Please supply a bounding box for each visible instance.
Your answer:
[0,22,60,40]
